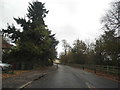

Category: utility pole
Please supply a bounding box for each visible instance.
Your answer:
[0,31,2,62]
[0,30,2,90]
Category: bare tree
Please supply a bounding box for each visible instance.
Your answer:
[62,40,70,55]
[101,1,120,37]
[100,1,120,65]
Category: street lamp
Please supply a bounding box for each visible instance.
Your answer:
[0,30,2,90]
[0,30,3,62]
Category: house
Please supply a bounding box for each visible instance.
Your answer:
[2,37,13,53]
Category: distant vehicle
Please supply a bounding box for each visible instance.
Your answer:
[0,61,12,71]
[54,59,60,64]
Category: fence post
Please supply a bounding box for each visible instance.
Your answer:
[94,65,96,73]
[118,67,120,81]
[107,65,109,74]
[82,65,84,70]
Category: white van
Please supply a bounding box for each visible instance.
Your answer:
[0,61,11,70]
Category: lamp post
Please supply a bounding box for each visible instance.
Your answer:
[0,30,3,62]
[0,30,2,90]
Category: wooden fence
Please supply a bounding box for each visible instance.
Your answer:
[68,64,120,76]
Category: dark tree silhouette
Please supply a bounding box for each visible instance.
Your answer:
[2,1,58,68]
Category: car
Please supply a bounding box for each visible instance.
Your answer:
[0,61,12,71]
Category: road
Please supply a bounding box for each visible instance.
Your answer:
[26,65,119,88]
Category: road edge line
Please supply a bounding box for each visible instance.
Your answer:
[86,82,96,89]
[18,73,46,90]
[19,81,32,89]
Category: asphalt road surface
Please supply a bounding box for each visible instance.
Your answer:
[26,65,119,88]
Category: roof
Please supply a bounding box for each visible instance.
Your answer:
[2,44,13,49]
[2,38,13,49]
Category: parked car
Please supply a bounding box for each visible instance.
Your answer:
[0,61,12,71]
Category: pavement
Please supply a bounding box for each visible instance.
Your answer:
[25,65,120,89]
[2,66,57,89]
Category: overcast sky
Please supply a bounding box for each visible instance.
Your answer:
[0,0,113,57]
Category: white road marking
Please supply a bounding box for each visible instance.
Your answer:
[18,81,32,89]
[18,74,46,89]
[86,82,96,88]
